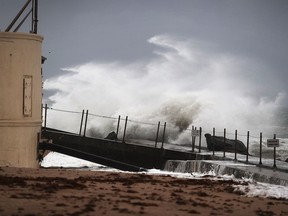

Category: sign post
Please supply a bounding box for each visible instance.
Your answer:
[267,136,279,168]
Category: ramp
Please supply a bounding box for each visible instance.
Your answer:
[40,128,210,171]
[39,142,146,172]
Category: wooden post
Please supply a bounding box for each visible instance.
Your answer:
[44,104,48,130]
[79,109,85,136]
[155,121,160,148]
[191,125,195,152]
[273,134,277,168]
[223,128,226,157]
[122,116,128,143]
[212,128,215,155]
[161,122,166,149]
[234,130,237,160]
[246,131,250,163]
[83,110,89,137]
[198,127,202,153]
[116,115,121,141]
[194,127,197,152]
[259,132,262,165]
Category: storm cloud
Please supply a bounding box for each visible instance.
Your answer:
[1,0,288,138]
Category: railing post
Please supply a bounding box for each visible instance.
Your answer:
[191,125,195,152]
[161,122,166,149]
[246,131,250,163]
[83,110,89,137]
[234,130,237,160]
[79,109,85,136]
[273,134,277,168]
[155,121,160,148]
[198,127,202,153]
[223,128,226,158]
[122,116,128,143]
[44,104,48,130]
[116,115,121,141]
[259,132,262,165]
[212,127,215,155]
[194,127,197,151]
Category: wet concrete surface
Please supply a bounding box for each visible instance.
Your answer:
[164,155,288,186]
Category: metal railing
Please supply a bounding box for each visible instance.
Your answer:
[42,104,287,170]
[190,126,287,170]
[42,104,174,149]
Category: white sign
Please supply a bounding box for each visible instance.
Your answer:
[267,139,279,148]
[191,130,200,137]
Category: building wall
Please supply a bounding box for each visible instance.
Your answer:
[0,32,43,168]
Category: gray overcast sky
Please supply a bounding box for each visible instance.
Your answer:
[1,0,288,105]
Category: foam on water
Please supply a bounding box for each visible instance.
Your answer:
[42,152,288,199]
[41,152,117,171]
[235,182,288,199]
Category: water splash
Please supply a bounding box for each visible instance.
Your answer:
[44,34,284,141]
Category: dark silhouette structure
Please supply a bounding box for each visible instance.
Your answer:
[204,133,248,155]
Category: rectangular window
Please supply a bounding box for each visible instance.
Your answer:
[23,75,32,117]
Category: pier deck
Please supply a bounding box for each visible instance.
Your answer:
[40,128,211,171]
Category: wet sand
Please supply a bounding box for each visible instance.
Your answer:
[0,166,287,216]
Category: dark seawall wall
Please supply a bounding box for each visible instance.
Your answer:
[164,160,288,186]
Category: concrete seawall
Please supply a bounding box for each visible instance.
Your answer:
[164,160,288,186]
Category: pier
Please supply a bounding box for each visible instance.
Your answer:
[40,127,211,171]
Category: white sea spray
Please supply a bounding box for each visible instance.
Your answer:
[43,35,285,143]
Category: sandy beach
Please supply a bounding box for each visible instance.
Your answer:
[0,166,287,216]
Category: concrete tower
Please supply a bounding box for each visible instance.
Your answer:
[0,32,43,168]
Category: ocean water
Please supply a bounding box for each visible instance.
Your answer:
[41,152,288,199]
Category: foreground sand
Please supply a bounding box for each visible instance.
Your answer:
[0,167,287,216]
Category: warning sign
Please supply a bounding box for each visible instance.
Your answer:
[267,139,279,148]
[191,130,200,137]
